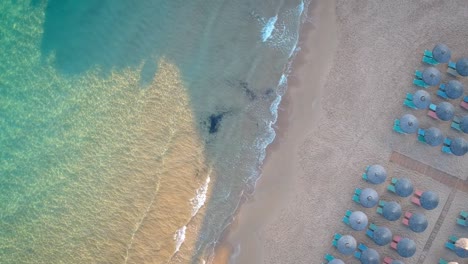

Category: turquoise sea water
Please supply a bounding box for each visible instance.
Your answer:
[0,0,308,263]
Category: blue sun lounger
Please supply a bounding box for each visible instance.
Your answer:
[417,129,427,144]
[393,119,406,134]
[451,116,462,132]
[447,61,459,76]
[376,200,386,215]
[332,233,342,247]
[404,93,417,109]
[342,210,352,226]
[437,83,449,99]
[323,253,338,264]
[413,70,429,88]
[439,258,451,264]
[352,188,362,204]
[442,138,452,154]
[362,165,370,181]
[422,50,439,65]
[457,210,468,227]
[387,178,398,193]
[445,235,458,251]
[365,223,378,239]
[354,243,369,259]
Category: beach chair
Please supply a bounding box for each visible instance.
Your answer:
[451,116,462,132]
[402,211,412,226]
[353,243,368,259]
[387,178,398,193]
[411,190,423,206]
[447,61,459,76]
[390,235,402,250]
[445,235,458,251]
[442,138,452,154]
[352,188,362,204]
[393,119,406,134]
[362,165,370,181]
[461,96,468,110]
[427,103,439,119]
[417,129,427,143]
[403,93,417,109]
[365,223,378,239]
[457,210,468,227]
[342,210,352,226]
[323,253,336,264]
[332,233,342,247]
[422,50,439,65]
[413,70,429,88]
[439,258,450,264]
[376,200,385,215]
[437,83,449,99]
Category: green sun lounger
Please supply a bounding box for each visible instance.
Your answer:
[387,178,398,193]
[423,56,438,65]
[393,119,405,134]
[445,235,458,250]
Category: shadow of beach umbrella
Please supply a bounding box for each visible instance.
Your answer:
[456,57,468,76]
[413,90,431,109]
[432,44,451,63]
[349,211,368,231]
[420,191,439,210]
[382,201,402,221]
[460,116,468,134]
[445,80,464,99]
[409,213,428,233]
[360,188,379,208]
[450,138,468,156]
[422,67,441,86]
[395,178,413,197]
[367,165,387,184]
[373,226,392,246]
[455,237,468,258]
[435,102,454,121]
[424,127,444,147]
[400,114,419,134]
[397,238,416,258]
[360,248,380,264]
[337,235,357,255]
[329,259,345,264]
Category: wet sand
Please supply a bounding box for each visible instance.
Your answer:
[214,0,468,263]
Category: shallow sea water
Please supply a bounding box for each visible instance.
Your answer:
[0,0,309,263]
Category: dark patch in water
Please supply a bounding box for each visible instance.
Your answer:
[263,88,275,99]
[208,113,224,134]
[139,59,158,87]
[239,81,257,101]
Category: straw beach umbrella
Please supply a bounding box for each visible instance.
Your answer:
[422,67,441,86]
[432,43,451,63]
[372,226,392,246]
[435,102,454,121]
[445,80,464,99]
[397,238,416,258]
[456,57,468,76]
[360,248,380,264]
[382,201,402,221]
[400,114,419,134]
[420,191,439,210]
[460,116,468,134]
[329,259,345,264]
[359,188,379,208]
[394,178,413,197]
[367,165,387,184]
[450,138,468,156]
[455,237,468,258]
[413,90,431,109]
[408,213,428,233]
[337,235,357,255]
[349,211,368,231]
[424,127,444,147]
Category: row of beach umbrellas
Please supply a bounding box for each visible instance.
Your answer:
[399,114,468,156]
[430,43,468,76]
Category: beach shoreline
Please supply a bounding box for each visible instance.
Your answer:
[211,0,338,263]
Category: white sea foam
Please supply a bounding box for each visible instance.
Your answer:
[190,176,211,217]
[174,225,187,253]
[261,15,278,42]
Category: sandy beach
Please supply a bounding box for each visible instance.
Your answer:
[215,1,468,263]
